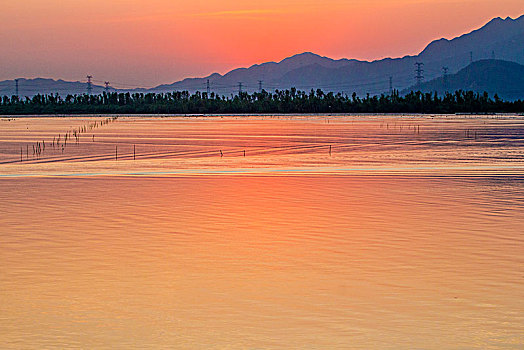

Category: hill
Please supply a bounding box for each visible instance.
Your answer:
[404,60,524,101]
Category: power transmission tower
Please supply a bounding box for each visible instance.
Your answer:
[258,80,263,93]
[414,63,424,86]
[86,75,93,95]
[15,79,19,97]
[206,79,210,95]
[389,76,393,96]
[104,81,110,94]
[238,82,243,95]
[442,67,449,89]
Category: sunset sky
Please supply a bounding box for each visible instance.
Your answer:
[1,0,522,87]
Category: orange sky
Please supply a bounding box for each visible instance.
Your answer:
[1,0,522,87]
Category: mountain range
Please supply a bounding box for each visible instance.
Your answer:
[1,14,523,98]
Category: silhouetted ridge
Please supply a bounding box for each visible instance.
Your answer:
[405,59,524,101]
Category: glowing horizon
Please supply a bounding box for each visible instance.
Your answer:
[1,0,523,88]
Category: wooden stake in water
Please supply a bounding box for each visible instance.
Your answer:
[329,145,332,155]
[243,150,246,157]
[20,147,23,162]
[116,146,118,160]
[134,145,136,160]
[220,150,223,157]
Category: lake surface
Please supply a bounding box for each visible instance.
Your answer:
[1,115,523,349]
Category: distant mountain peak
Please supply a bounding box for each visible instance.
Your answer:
[419,12,524,59]
[489,16,503,22]
[285,52,321,58]
[279,52,328,64]
[489,14,523,23]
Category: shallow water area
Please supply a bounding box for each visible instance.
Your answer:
[1,114,523,177]
[0,115,523,349]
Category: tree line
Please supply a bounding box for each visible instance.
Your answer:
[1,89,523,115]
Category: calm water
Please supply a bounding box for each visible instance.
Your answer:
[0,115,523,349]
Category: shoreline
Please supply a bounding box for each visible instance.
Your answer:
[2,112,524,118]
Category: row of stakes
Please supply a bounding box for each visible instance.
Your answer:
[17,119,484,163]
[380,122,484,139]
[113,146,302,161]
[380,123,421,133]
[20,116,118,162]
[20,118,412,163]
[19,114,333,162]
[21,141,332,163]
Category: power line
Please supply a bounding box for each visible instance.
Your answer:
[263,78,392,91]
[10,69,440,97]
[238,82,243,95]
[92,79,143,89]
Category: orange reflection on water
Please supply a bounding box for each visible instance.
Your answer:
[1,173,523,348]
